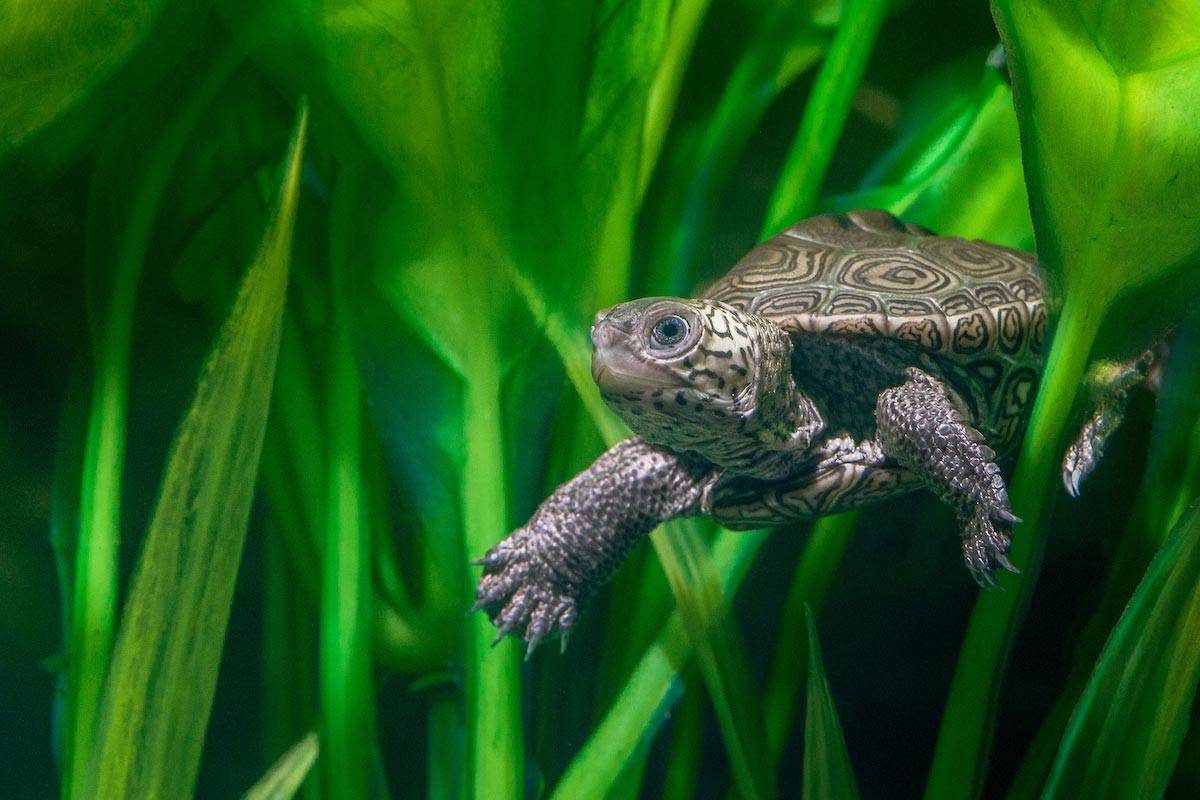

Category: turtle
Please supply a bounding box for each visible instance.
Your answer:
[473,210,1161,654]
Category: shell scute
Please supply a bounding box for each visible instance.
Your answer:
[704,211,1043,362]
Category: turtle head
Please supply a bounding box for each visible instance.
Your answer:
[591,297,811,475]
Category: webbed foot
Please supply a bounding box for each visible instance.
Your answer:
[473,531,580,658]
[961,503,1019,587]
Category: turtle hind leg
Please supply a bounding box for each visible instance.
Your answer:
[875,367,1018,585]
[1062,341,1168,497]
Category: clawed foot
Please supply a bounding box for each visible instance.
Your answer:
[961,503,1020,587]
[472,532,579,658]
[1061,420,1100,498]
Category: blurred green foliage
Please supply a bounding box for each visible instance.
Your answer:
[2,1,1200,799]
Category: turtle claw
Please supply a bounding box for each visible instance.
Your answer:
[962,505,1017,587]
[472,530,580,656]
[1062,436,1092,498]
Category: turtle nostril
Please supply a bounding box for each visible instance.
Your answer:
[590,321,611,349]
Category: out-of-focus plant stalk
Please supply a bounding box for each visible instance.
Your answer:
[763,513,855,765]
[645,5,830,294]
[762,0,890,236]
[319,295,375,800]
[63,49,240,800]
[463,368,524,800]
[638,0,713,198]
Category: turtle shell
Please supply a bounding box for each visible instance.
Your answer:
[702,210,1045,361]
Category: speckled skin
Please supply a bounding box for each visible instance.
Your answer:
[473,438,716,656]
[474,210,1154,649]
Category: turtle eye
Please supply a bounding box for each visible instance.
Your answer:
[650,315,689,350]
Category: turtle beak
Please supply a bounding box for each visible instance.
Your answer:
[591,318,682,393]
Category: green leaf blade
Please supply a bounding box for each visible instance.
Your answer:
[243,732,320,800]
[1045,503,1200,797]
[80,104,308,800]
[802,606,859,800]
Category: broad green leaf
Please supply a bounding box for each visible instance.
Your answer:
[79,104,307,800]
[803,607,860,800]
[1044,503,1200,797]
[0,0,165,156]
[927,4,1200,796]
[243,732,319,800]
[996,1,1200,352]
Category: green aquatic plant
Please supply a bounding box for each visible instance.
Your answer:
[2,1,1200,798]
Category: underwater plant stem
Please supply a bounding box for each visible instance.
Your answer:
[761,0,890,237]
[65,323,129,800]
[319,306,375,800]
[924,295,1105,799]
[463,371,524,800]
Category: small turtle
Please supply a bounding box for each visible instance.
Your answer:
[474,210,1160,654]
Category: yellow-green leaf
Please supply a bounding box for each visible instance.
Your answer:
[243,732,319,800]
[79,103,307,800]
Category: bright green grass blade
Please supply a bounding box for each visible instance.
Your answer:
[79,104,307,800]
[319,285,375,798]
[1043,503,1200,797]
[802,607,860,800]
[925,5,1200,795]
[827,70,1032,248]
[653,520,778,800]
[243,732,319,800]
[761,0,890,236]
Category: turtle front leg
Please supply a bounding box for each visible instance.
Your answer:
[1062,342,1167,496]
[875,367,1018,585]
[473,437,717,655]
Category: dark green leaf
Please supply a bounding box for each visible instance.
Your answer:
[802,606,860,800]
[1044,503,1200,797]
